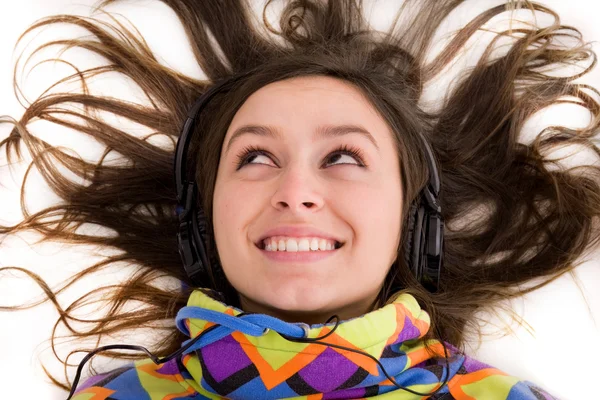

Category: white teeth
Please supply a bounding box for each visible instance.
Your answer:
[262,236,340,252]
[297,239,310,251]
[310,238,319,251]
[319,238,327,251]
[285,239,298,252]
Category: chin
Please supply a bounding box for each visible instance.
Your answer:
[255,285,336,315]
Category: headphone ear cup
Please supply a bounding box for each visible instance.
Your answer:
[195,207,217,273]
[194,208,229,290]
[403,202,418,275]
[404,201,427,285]
[176,215,199,281]
[422,212,444,292]
[190,208,210,275]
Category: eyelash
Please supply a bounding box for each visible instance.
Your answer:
[234,144,367,170]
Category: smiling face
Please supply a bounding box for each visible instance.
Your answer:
[212,75,403,324]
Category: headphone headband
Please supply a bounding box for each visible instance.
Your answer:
[175,73,252,216]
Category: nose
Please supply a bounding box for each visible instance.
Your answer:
[270,165,324,213]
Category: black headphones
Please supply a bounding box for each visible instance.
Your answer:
[174,72,444,294]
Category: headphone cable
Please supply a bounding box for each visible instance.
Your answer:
[66,313,451,399]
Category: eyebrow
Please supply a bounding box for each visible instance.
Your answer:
[224,123,380,154]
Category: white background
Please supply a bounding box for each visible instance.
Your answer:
[0,1,599,399]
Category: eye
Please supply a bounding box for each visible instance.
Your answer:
[326,144,366,167]
[234,143,367,170]
[234,145,276,169]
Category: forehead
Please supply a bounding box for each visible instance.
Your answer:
[225,76,392,142]
[247,75,365,102]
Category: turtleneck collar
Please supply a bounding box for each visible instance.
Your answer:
[72,288,558,399]
[173,288,460,399]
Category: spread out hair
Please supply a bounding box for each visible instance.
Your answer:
[0,0,599,396]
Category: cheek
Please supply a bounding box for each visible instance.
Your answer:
[348,184,402,258]
[349,181,401,223]
[213,183,244,237]
[213,180,263,248]
[212,184,246,279]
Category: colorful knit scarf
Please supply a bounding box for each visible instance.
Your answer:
[174,288,461,399]
[73,287,558,399]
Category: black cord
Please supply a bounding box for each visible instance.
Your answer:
[66,313,451,399]
[65,323,220,399]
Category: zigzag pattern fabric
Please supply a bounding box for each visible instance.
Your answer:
[72,289,559,399]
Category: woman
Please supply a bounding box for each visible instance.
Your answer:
[1,0,598,398]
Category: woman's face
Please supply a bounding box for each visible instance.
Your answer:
[212,75,403,324]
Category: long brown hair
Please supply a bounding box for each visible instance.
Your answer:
[1,0,599,392]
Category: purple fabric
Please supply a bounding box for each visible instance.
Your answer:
[200,334,253,382]
[298,347,359,392]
